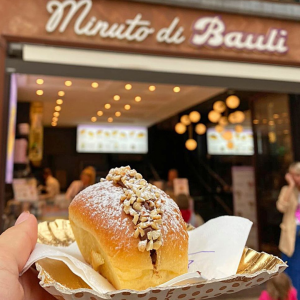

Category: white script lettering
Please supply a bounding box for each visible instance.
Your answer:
[191,16,288,54]
[46,0,155,42]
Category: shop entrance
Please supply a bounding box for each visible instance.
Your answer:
[2,43,299,255]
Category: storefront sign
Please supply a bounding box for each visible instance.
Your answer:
[2,0,300,66]
[46,0,288,54]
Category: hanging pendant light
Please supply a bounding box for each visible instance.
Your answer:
[219,116,228,126]
[208,110,221,123]
[213,101,226,113]
[185,139,197,151]
[175,123,187,134]
[180,115,191,126]
[226,95,240,109]
[235,125,243,133]
[189,111,201,123]
[215,125,224,133]
[195,123,206,135]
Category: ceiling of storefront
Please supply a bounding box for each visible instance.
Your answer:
[16,74,225,127]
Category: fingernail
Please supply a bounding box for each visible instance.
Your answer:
[15,211,30,225]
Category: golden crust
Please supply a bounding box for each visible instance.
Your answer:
[69,180,188,290]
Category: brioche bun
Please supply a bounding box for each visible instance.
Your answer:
[69,167,188,290]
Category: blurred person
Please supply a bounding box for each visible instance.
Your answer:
[39,168,60,200]
[259,273,297,300]
[0,211,55,299]
[175,193,204,227]
[66,166,96,202]
[277,162,300,293]
[165,168,178,194]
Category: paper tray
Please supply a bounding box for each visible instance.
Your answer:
[36,220,287,300]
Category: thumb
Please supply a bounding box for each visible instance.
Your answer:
[0,212,37,275]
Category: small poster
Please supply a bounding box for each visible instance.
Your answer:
[174,178,190,196]
[232,166,258,249]
[13,178,39,202]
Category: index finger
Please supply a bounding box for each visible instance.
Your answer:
[0,212,37,275]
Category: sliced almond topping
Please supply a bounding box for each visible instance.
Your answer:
[138,240,147,252]
[153,240,162,250]
[133,202,142,211]
[138,227,145,237]
[151,222,159,230]
[133,214,139,225]
[134,228,140,238]
[146,239,154,251]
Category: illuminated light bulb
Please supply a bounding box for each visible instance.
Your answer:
[124,104,131,110]
[36,79,44,85]
[36,90,43,96]
[91,82,99,88]
[215,125,224,133]
[228,112,245,124]
[175,123,186,134]
[185,139,197,151]
[234,111,245,123]
[180,115,191,126]
[51,122,57,127]
[149,85,156,92]
[97,111,103,116]
[253,119,259,124]
[125,84,132,90]
[65,80,72,87]
[235,125,244,133]
[53,112,60,117]
[208,110,221,123]
[189,111,201,123]
[55,106,61,112]
[227,141,234,149]
[135,96,142,102]
[222,131,233,141]
[226,95,240,109]
[263,119,268,124]
[173,87,180,93]
[91,117,97,122]
[105,104,111,109]
[219,116,228,126]
[58,91,65,97]
[114,95,120,101]
[273,114,279,119]
[56,99,63,105]
[213,101,226,113]
[195,123,206,135]
[115,111,121,117]
[52,117,58,122]
[269,120,275,126]
[108,117,113,123]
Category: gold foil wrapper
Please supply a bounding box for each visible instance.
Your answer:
[36,220,287,300]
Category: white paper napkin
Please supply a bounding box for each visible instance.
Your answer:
[22,216,252,293]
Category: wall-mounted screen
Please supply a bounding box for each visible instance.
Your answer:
[207,127,254,155]
[77,125,148,153]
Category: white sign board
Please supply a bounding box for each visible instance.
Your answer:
[13,178,39,202]
[174,178,190,196]
[232,166,258,249]
[77,125,148,154]
[207,127,254,155]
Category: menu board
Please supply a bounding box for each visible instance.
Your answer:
[207,127,254,155]
[77,125,148,153]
